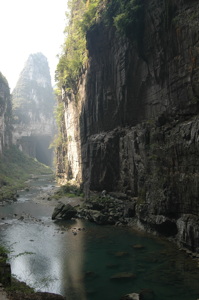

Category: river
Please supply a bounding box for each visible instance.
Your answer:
[0,175,199,300]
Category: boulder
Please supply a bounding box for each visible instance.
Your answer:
[52,203,65,219]
[52,203,77,220]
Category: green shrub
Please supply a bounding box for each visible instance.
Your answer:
[106,0,144,41]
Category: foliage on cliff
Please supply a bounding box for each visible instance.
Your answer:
[55,0,144,92]
[106,0,144,40]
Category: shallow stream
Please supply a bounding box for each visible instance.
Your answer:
[0,175,199,300]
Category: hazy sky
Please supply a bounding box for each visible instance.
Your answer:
[0,0,67,90]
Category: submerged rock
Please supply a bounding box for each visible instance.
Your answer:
[114,251,129,257]
[120,293,140,300]
[132,244,145,250]
[110,272,136,280]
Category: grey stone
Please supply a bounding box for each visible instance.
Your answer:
[52,203,77,220]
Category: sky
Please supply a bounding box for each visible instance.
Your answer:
[0,0,68,90]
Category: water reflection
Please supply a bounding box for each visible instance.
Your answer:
[1,175,199,300]
[1,219,87,299]
[60,221,86,299]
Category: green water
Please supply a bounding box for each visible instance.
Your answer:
[80,223,199,300]
[0,175,199,300]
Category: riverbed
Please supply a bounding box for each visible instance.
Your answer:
[0,175,199,300]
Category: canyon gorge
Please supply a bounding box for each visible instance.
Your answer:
[0,1,199,299]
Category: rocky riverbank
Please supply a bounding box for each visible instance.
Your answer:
[51,188,199,262]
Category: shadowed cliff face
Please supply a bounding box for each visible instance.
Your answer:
[58,0,199,251]
[0,73,12,154]
[12,53,56,166]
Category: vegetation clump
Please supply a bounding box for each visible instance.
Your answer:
[105,0,144,40]
[52,183,83,199]
[0,145,52,201]
[55,0,144,93]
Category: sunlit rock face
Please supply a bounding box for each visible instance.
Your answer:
[58,0,199,250]
[12,53,55,166]
[0,73,12,154]
[56,84,85,184]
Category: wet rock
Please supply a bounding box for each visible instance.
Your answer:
[101,190,107,197]
[52,203,77,220]
[120,293,140,300]
[52,203,65,219]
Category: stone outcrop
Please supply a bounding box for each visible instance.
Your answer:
[12,53,55,166]
[52,202,77,220]
[0,73,12,154]
[58,0,199,252]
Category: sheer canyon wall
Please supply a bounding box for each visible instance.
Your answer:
[0,73,12,154]
[57,0,199,251]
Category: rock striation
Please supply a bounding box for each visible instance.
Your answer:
[0,73,12,154]
[12,53,55,166]
[58,0,199,252]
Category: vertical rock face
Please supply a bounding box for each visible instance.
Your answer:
[12,53,55,166]
[0,73,12,154]
[59,0,199,251]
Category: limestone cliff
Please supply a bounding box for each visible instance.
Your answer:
[57,0,199,251]
[12,53,56,166]
[0,73,12,154]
